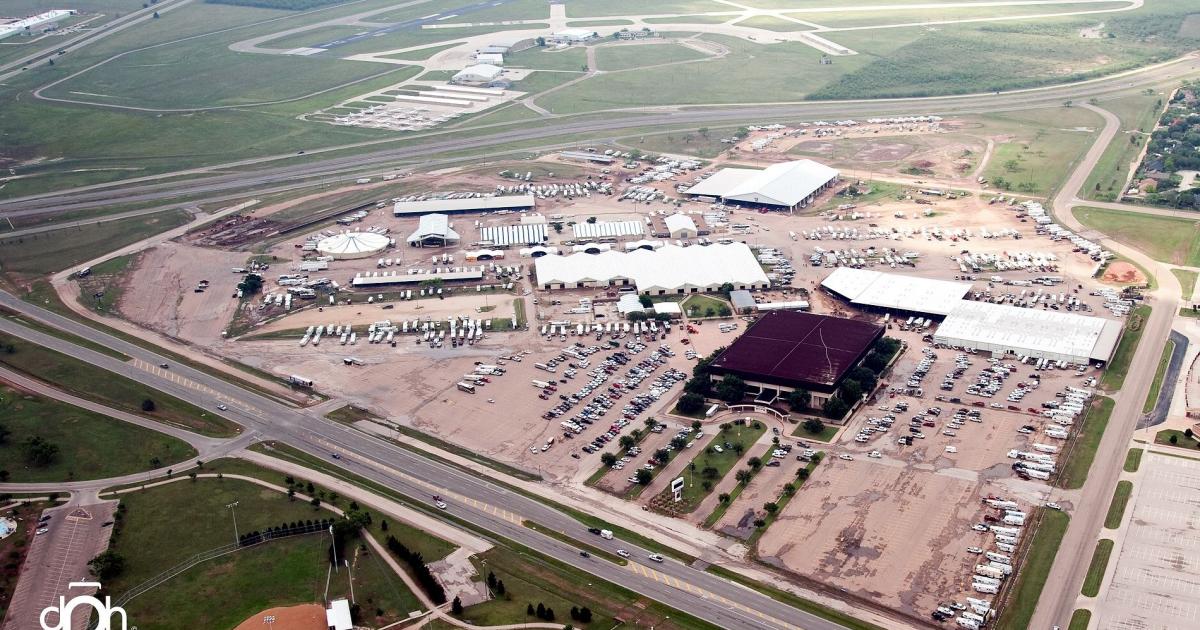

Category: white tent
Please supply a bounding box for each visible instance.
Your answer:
[406,213,460,247]
[664,214,698,239]
[534,243,768,294]
[685,160,838,209]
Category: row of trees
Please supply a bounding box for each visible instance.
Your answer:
[385,535,447,604]
[237,517,335,547]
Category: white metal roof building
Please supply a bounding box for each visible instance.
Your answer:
[453,63,503,84]
[617,293,645,315]
[479,223,548,247]
[934,300,1123,364]
[572,220,646,239]
[350,268,484,287]
[406,214,460,247]
[393,194,535,216]
[821,267,972,317]
[534,243,769,295]
[327,598,352,630]
[550,28,597,42]
[316,232,390,259]
[475,52,504,65]
[685,160,839,210]
[664,214,698,238]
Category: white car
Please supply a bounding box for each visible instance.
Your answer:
[648,553,664,563]
[966,547,984,554]
[617,549,630,558]
[972,524,989,532]
[216,404,228,411]
[1045,502,1062,510]
[838,454,854,461]
[868,451,881,459]
[436,501,448,510]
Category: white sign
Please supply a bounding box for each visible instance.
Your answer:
[40,582,129,630]
[671,476,685,502]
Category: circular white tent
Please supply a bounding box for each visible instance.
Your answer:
[316,232,389,259]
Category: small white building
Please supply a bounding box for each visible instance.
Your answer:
[664,213,698,239]
[406,213,460,248]
[326,598,352,630]
[453,63,503,84]
[475,52,504,65]
[549,28,597,44]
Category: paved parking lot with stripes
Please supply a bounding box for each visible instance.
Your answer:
[1097,454,1200,630]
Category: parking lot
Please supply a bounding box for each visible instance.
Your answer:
[756,322,1100,617]
[1095,453,1200,630]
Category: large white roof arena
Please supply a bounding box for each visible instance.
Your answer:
[685,160,838,208]
[534,243,769,294]
[821,267,972,316]
[934,300,1123,364]
[316,231,390,259]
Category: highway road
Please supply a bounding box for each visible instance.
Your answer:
[1029,103,1182,629]
[2,52,1198,220]
[0,290,864,630]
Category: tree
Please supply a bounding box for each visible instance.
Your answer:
[287,488,296,501]
[536,603,546,619]
[586,216,597,224]
[527,603,536,617]
[600,452,617,466]
[0,424,9,445]
[677,392,705,415]
[783,483,796,496]
[141,398,156,412]
[451,596,463,615]
[89,551,125,580]
[628,311,648,322]
[718,492,731,504]
[639,294,653,308]
[803,418,826,436]
[1186,428,1194,439]
[715,374,746,403]
[238,273,263,295]
[536,36,546,46]
[823,397,849,420]
[786,389,812,411]
[719,282,735,296]
[1003,159,1021,173]
[847,367,878,393]
[310,497,321,508]
[635,469,652,484]
[619,435,635,449]
[579,606,592,623]
[717,305,732,317]
[798,468,810,481]
[692,420,702,431]
[1170,434,1179,444]
[764,502,779,515]
[754,518,766,528]
[655,448,670,462]
[496,579,506,595]
[735,469,752,485]
[23,437,58,467]
[701,466,718,479]
[840,379,863,403]
[544,607,555,622]
[748,456,762,470]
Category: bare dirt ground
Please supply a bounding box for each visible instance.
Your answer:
[117,242,247,342]
[1101,260,1147,285]
[252,293,516,335]
[232,604,326,630]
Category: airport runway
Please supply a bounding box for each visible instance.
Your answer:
[0,291,866,630]
[312,0,521,51]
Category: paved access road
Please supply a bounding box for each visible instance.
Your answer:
[2,52,1198,220]
[0,291,856,630]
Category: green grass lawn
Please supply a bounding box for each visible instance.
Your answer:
[1143,340,1174,414]
[504,46,588,71]
[0,211,191,277]
[977,106,1103,196]
[705,565,884,630]
[804,2,1128,28]
[595,42,710,71]
[791,421,839,442]
[1173,268,1198,301]
[1104,480,1133,529]
[1124,447,1144,472]
[106,475,421,629]
[0,384,195,483]
[564,0,726,18]
[700,444,773,528]
[1069,609,1092,630]
[1155,428,1200,449]
[1082,538,1115,597]
[1058,397,1114,490]
[620,126,735,159]
[681,294,731,319]
[643,15,734,24]
[1101,305,1152,391]
[0,332,239,437]
[1077,208,1200,267]
[1083,92,1163,201]
[994,509,1069,630]
[660,421,766,514]
[75,253,135,315]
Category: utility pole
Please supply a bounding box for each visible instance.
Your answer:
[329,524,339,573]
[226,501,240,546]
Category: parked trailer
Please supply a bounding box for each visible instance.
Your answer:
[975,565,1006,580]
[288,375,314,388]
[457,382,476,393]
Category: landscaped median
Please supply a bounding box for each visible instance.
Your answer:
[1104,480,1133,529]
[744,455,823,547]
[1155,428,1200,450]
[1057,396,1115,490]
[1124,447,1144,472]
[994,509,1069,630]
[1082,538,1115,597]
[1099,304,1151,391]
[1142,339,1175,413]
[647,419,766,515]
[1069,609,1092,630]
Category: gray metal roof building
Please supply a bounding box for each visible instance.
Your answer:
[392,194,535,216]
[933,301,1122,364]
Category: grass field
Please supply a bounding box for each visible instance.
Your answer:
[564,0,726,18]
[1173,268,1199,301]
[804,2,1130,29]
[504,46,588,71]
[1124,447,1144,472]
[1143,340,1174,414]
[681,294,730,318]
[643,15,733,24]
[1058,397,1114,490]
[1083,92,1163,200]
[994,509,1069,630]
[1069,609,1092,630]
[734,15,813,31]
[0,211,191,277]
[619,126,736,159]
[1101,304,1152,391]
[1082,538,1115,597]
[705,566,883,630]
[0,332,239,437]
[791,421,839,442]
[75,253,134,314]
[978,106,1102,196]
[594,42,709,71]
[1104,480,1133,529]
[0,384,195,482]
[106,476,420,629]
[1077,208,1200,267]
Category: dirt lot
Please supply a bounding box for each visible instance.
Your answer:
[117,242,247,342]
[253,293,517,335]
[232,604,326,630]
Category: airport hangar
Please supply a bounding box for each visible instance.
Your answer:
[533,242,769,295]
[684,159,839,211]
[821,267,1122,364]
[706,310,884,408]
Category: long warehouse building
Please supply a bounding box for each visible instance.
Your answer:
[534,243,769,295]
[934,300,1122,365]
[684,160,838,211]
[393,194,535,216]
[821,267,972,317]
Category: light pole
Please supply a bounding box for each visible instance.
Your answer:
[226,501,240,546]
[329,524,339,573]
